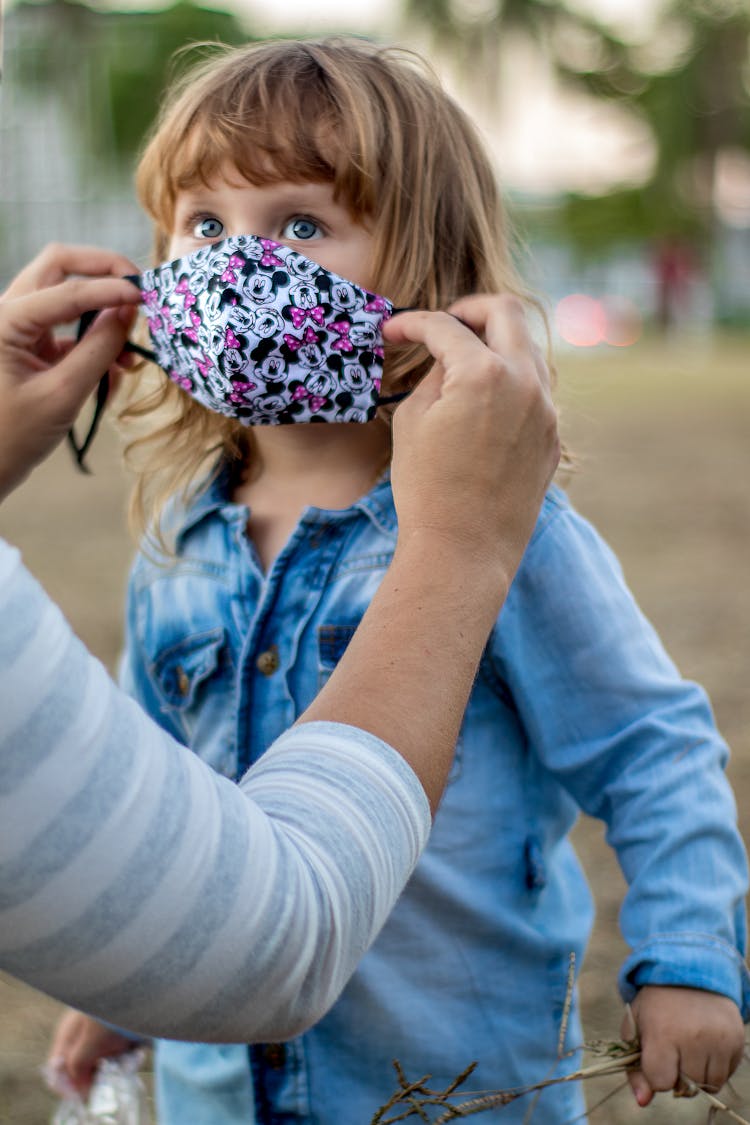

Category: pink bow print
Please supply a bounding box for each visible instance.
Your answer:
[184,310,201,343]
[225,326,242,350]
[229,380,257,402]
[160,305,176,336]
[175,278,196,308]
[330,321,354,353]
[289,306,326,329]
[292,387,327,412]
[260,239,284,268]
[365,295,389,313]
[221,254,246,284]
[195,354,214,378]
[170,370,193,391]
[284,326,320,353]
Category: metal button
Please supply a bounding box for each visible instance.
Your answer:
[263,1042,286,1069]
[175,666,190,696]
[256,645,280,676]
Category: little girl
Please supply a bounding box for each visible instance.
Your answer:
[50,38,748,1124]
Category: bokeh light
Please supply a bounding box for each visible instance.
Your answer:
[554,293,643,348]
[602,296,643,347]
[554,294,608,347]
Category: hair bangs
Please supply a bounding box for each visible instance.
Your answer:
[137,41,382,245]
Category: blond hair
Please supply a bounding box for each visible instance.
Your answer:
[121,37,542,543]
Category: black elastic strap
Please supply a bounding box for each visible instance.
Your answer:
[376,391,409,405]
[67,310,109,474]
[67,305,155,473]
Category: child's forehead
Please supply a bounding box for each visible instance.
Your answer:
[173,171,346,214]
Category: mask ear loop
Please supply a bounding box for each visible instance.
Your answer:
[67,310,110,474]
[67,277,155,473]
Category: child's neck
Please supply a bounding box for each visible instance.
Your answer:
[233,421,391,572]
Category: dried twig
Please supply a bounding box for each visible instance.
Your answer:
[369,1044,750,1124]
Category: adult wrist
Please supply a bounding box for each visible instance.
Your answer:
[394,525,514,600]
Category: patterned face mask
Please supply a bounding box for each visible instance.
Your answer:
[68,235,406,470]
[140,235,405,422]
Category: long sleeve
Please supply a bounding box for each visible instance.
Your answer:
[490,489,750,1014]
[0,538,430,1042]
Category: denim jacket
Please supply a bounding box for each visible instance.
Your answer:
[122,470,750,1125]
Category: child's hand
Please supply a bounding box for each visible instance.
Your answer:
[45,1008,141,1098]
[623,985,745,1106]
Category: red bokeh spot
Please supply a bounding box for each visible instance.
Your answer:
[554,294,607,348]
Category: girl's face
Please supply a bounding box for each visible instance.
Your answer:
[169,166,377,292]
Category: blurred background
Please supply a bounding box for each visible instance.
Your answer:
[1,1,750,1122]
[2,0,750,331]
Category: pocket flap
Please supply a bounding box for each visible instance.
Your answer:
[151,628,226,709]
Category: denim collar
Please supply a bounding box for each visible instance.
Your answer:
[173,460,397,551]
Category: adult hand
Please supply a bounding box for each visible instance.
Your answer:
[305,296,559,813]
[0,243,141,501]
[623,985,745,1105]
[384,294,560,591]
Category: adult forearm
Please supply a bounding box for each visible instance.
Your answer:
[300,531,507,813]
[0,540,429,1039]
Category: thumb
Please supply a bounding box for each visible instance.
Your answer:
[621,1003,654,1107]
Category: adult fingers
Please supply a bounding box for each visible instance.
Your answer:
[52,308,136,410]
[0,277,141,348]
[2,243,139,299]
[447,294,553,396]
[383,309,485,374]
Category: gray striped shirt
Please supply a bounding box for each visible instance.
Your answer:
[0,538,429,1042]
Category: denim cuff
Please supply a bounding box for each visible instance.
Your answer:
[619,932,750,1020]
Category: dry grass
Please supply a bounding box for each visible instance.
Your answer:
[369,1046,750,1124]
[1,331,749,1123]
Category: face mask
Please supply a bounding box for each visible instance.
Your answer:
[142,234,406,425]
[68,235,407,470]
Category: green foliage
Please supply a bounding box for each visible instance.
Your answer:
[559,188,706,258]
[403,0,750,253]
[11,0,251,172]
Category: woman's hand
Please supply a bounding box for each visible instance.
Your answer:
[0,243,141,500]
[304,295,559,813]
[384,294,560,591]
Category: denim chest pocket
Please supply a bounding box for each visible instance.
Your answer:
[317,621,465,784]
[149,628,238,779]
[153,628,225,707]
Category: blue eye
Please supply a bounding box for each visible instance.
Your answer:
[283,217,321,241]
[193,217,224,239]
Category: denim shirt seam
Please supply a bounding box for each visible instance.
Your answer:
[623,930,749,959]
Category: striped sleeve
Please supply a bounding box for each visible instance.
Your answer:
[0,538,430,1042]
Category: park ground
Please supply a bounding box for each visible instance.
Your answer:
[1,331,749,1123]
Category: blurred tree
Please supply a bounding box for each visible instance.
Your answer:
[560,0,750,256]
[11,0,251,174]
[404,0,750,259]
